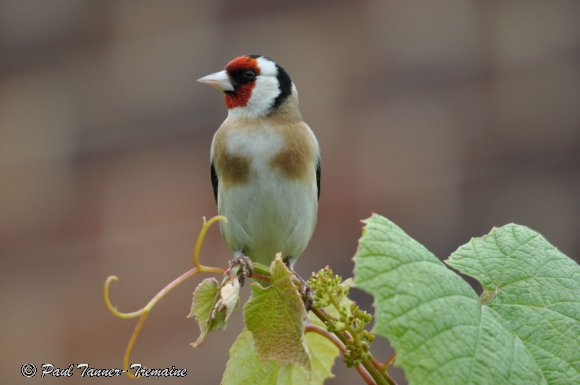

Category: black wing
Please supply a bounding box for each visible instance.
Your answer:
[211,162,218,203]
[316,158,321,201]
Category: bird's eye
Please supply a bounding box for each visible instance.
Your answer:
[243,70,256,81]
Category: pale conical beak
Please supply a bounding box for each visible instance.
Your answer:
[197,70,234,92]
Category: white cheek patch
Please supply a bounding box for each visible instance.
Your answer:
[228,57,281,118]
[248,77,280,111]
[256,57,277,76]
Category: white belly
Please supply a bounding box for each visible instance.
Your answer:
[213,119,319,267]
[218,170,317,267]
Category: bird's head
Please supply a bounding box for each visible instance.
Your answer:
[198,55,295,118]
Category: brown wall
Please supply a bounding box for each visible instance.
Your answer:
[1,1,578,384]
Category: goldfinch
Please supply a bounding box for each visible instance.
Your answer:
[198,55,320,272]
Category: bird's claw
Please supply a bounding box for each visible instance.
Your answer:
[297,275,313,311]
[227,254,254,286]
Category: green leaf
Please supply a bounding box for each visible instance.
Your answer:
[221,322,339,385]
[448,224,580,385]
[188,278,219,347]
[353,214,571,385]
[244,256,309,367]
[188,277,240,347]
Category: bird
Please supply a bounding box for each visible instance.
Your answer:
[197,55,320,277]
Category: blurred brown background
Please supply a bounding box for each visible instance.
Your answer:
[1,1,578,384]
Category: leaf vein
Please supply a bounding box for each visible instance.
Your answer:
[493,230,540,287]
[385,294,478,323]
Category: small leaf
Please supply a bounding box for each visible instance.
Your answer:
[217,278,241,324]
[353,214,563,385]
[221,322,339,385]
[448,224,580,385]
[188,278,219,347]
[188,277,240,347]
[244,256,309,367]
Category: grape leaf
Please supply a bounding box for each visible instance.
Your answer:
[448,224,580,385]
[244,256,309,367]
[188,277,240,347]
[221,318,338,385]
[352,214,578,385]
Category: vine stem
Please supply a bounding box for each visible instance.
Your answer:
[310,307,398,385]
[104,215,226,378]
[106,267,212,378]
[124,312,148,378]
[305,325,377,385]
[379,354,397,371]
[105,215,397,384]
[305,324,346,352]
[193,215,228,272]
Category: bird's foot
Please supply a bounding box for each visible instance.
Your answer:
[283,257,313,311]
[226,253,254,286]
[295,273,313,311]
